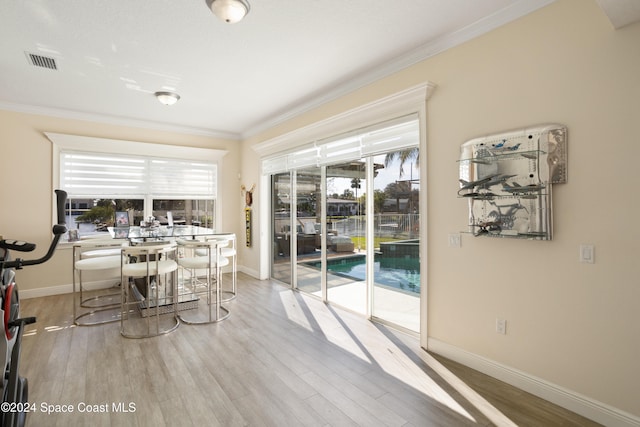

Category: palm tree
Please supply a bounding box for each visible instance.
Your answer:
[384,147,419,178]
[385,148,420,238]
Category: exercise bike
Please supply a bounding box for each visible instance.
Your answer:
[0,190,67,427]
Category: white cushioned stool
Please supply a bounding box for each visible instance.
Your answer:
[72,240,123,326]
[120,242,179,338]
[177,238,230,324]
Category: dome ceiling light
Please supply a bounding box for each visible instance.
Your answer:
[206,0,250,24]
[155,91,180,106]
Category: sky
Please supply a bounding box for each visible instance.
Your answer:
[326,156,420,197]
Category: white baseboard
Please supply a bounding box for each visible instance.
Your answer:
[20,279,120,300]
[238,265,259,279]
[427,338,640,427]
[20,284,71,299]
[19,269,259,300]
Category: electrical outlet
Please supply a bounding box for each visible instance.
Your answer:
[448,233,461,248]
[496,318,507,335]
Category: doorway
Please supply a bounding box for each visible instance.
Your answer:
[269,116,421,332]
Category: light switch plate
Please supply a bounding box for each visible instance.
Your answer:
[579,244,595,263]
[448,233,461,248]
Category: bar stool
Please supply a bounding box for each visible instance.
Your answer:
[120,242,179,338]
[176,238,230,324]
[72,240,123,326]
[196,233,237,302]
[218,233,237,301]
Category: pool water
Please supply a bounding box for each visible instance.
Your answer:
[305,254,420,294]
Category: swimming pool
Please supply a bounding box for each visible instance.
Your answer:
[305,254,420,294]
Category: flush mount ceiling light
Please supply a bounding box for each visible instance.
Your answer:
[206,0,250,24]
[155,91,180,106]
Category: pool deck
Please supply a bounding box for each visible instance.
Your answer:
[295,262,420,333]
[273,248,421,332]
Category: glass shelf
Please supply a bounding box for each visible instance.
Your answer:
[461,229,549,240]
[458,124,567,241]
[458,191,549,200]
[458,149,546,163]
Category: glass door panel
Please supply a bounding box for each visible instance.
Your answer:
[294,168,322,296]
[271,173,292,285]
[371,151,421,332]
[325,161,367,314]
[152,199,215,228]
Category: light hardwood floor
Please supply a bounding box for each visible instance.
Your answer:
[18,273,601,427]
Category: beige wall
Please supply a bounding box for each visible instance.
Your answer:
[0,110,241,293]
[1,0,638,420]
[244,0,639,419]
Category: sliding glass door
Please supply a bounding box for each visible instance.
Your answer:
[371,152,420,332]
[294,168,322,296]
[324,162,367,314]
[272,173,292,285]
[268,115,421,332]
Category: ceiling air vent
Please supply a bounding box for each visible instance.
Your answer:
[25,52,58,70]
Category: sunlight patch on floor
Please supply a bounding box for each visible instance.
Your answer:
[44,324,74,333]
[417,350,519,427]
[278,286,517,425]
[371,330,477,422]
[278,288,315,332]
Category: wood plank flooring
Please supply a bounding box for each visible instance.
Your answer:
[17,273,601,427]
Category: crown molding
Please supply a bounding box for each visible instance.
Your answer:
[1,0,555,142]
[0,101,242,141]
[243,0,556,139]
[595,0,640,29]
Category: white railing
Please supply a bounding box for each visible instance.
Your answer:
[275,213,420,239]
[329,213,420,238]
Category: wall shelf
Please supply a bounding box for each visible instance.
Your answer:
[458,124,567,240]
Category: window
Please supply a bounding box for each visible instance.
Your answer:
[261,114,419,174]
[46,133,227,238]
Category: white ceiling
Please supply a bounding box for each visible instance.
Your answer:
[0,1,635,140]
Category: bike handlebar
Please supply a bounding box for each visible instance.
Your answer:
[55,189,66,226]
[1,190,68,270]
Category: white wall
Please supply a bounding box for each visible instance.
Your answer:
[244,0,640,422]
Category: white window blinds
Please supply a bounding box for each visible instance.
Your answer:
[360,117,420,157]
[149,159,217,198]
[60,151,217,198]
[262,114,419,175]
[318,134,363,166]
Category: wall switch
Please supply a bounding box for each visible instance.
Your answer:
[496,318,507,335]
[579,244,595,264]
[448,233,461,248]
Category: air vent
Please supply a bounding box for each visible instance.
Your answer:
[25,52,57,70]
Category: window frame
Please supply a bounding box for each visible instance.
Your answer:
[47,133,227,236]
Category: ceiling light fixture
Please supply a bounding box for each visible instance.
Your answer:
[206,0,250,24]
[155,91,180,106]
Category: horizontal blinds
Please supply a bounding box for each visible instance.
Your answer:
[149,159,217,198]
[262,155,288,175]
[60,151,217,198]
[360,118,419,157]
[318,134,362,165]
[287,145,319,170]
[261,114,419,174]
[60,152,146,196]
